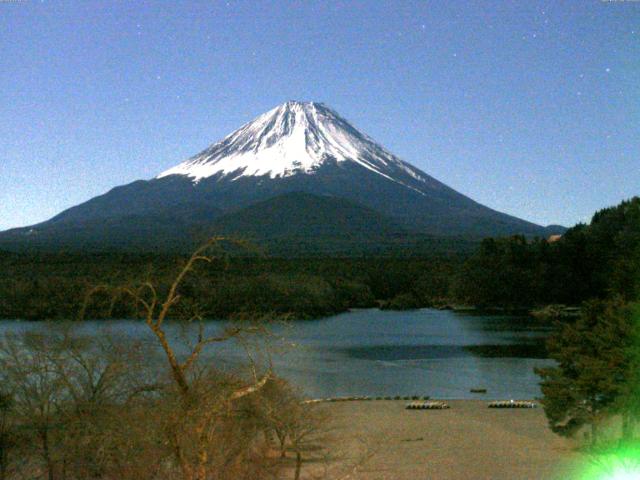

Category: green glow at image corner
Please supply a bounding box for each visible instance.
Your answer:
[575,445,640,480]
[599,469,640,480]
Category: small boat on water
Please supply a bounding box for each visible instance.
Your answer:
[470,388,487,393]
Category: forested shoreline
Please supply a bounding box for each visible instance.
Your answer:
[1,197,638,321]
[0,253,461,321]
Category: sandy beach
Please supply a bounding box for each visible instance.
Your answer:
[299,400,585,480]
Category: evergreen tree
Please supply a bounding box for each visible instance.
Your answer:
[536,298,633,445]
[616,303,640,442]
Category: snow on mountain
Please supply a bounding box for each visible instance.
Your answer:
[157,101,429,189]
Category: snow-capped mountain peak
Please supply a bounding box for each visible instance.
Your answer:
[0,101,556,249]
[157,101,423,184]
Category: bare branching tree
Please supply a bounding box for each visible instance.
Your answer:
[0,332,66,480]
[0,390,14,480]
[0,237,344,480]
[80,237,277,480]
[0,327,160,480]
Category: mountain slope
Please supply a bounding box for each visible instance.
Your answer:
[0,101,563,252]
[211,192,406,239]
[0,202,223,251]
[205,192,484,256]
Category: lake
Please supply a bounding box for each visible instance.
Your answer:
[0,308,554,400]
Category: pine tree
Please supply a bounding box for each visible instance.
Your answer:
[615,303,640,442]
[536,298,633,445]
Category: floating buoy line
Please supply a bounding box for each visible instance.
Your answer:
[488,400,537,408]
[302,397,538,409]
[302,395,430,404]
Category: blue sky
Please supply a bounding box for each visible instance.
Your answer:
[1,0,638,230]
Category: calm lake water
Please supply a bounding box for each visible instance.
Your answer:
[0,309,553,400]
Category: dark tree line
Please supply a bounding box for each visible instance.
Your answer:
[530,198,640,452]
[454,197,640,308]
[2,197,639,322]
[0,253,461,321]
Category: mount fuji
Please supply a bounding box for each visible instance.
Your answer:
[0,101,562,253]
